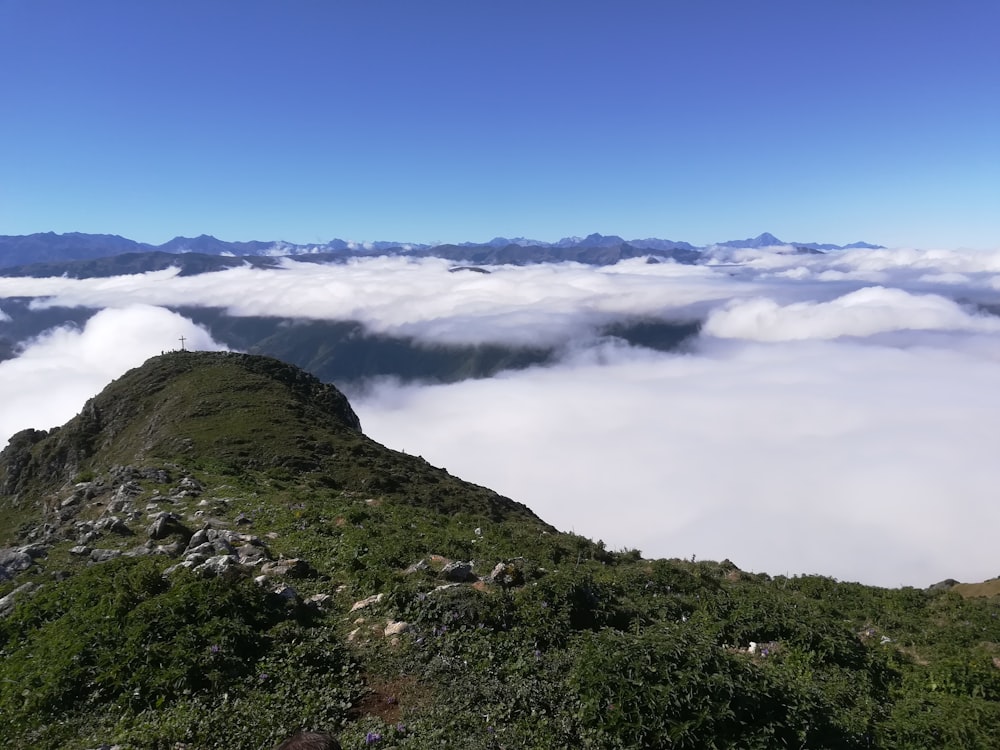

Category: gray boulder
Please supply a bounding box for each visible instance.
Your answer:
[440,561,476,582]
[260,558,314,578]
[96,516,132,535]
[488,561,524,587]
[148,512,192,542]
[90,549,122,563]
[0,582,38,618]
[0,549,34,581]
[195,555,241,577]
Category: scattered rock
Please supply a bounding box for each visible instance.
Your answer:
[73,481,98,498]
[187,527,212,548]
[350,593,385,612]
[114,480,143,497]
[77,530,100,545]
[235,543,268,564]
[175,476,203,496]
[404,559,430,575]
[90,549,122,563]
[110,465,139,483]
[260,558,313,578]
[0,548,35,581]
[20,543,48,559]
[97,516,133,536]
[308,593,332,609]
[140,468,172,484]
[148,512,192,542]
[184,542,218,558]
[0,582,37,618]
[488,561,524,587]
[151,540,188,557]
[210,537,236,556]
[440,561,476,582]
[182,552,209,567]
[384,620,410,637]
[273,585,299,604]
[196,555,241,577]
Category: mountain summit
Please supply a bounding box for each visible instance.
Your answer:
[0,351,540,524]
[716,232,785,248]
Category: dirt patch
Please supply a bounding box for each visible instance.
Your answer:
[952,579,1000,599]
[350,674,432,723]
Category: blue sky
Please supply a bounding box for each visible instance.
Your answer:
[1,0,997,248]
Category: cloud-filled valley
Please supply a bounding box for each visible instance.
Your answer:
[3,244,1000,587]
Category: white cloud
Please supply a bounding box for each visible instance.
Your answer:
[703,286,1000,342]
[0,305,226,445]
[705,245,1000,278]
[356,337,1000,588]
[0,257,750,347]
[4,248,1000,349]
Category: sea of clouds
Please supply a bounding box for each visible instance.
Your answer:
[3,244,1000,587]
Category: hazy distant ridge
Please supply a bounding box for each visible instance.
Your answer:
[0,231,882,269]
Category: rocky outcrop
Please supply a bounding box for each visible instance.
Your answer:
[488,561,525,587]
[0,544,47,581]
[0,428,49,497]
[0,582,37,617]
[148,511,192,541]
[440,560,476,582]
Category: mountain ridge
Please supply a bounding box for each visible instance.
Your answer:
[0,230,883,269]
[0,351,542,528]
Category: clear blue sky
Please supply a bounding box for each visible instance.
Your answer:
[1,0,997,248]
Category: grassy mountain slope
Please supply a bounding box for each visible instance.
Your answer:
[1,352,999,749]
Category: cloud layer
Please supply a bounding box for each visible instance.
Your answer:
[3,246,1000,587]
[0,305,226,440]
[356,337,1000,588]
[704,286,1000,341]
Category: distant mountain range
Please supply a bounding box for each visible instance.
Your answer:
[0,231,883,270]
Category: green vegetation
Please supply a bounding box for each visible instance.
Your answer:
[1,351,999,749]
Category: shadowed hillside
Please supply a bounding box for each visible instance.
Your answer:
[1,352,999,749]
